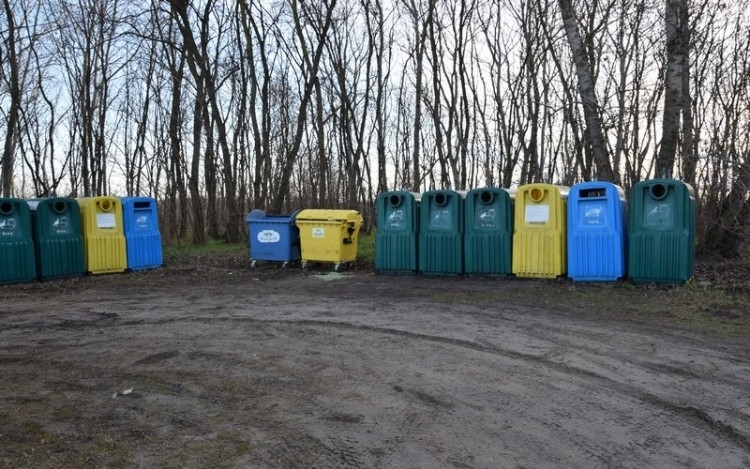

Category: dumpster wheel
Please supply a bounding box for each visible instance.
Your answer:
[250,259,258,269]
[333,264,341,273]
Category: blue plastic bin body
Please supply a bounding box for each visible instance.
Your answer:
[121,196,163,270]
[0,198,37,284]
[245,210,301,267]
[567,182,627,281]
[418,190,464,275]
[375,191,420,274]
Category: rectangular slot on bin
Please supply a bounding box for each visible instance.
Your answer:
[134,201,151,209]
[580,189,606,198]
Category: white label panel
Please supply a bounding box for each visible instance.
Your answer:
[525,205,549,224]
[96,213,117,229]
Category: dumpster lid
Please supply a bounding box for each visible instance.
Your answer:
[296,209,362,223]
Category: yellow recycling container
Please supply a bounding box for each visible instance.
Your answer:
[512,184,569,278]
[295,209,363,271]
[77,196,127,274]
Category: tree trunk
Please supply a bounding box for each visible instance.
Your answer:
[1,0,21,196]
[557,0,614,182]
[271,0,337,214]
[657,0,688,179]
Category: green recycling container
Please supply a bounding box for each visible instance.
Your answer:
[418,189,464,275]
[0,198,37,284]
[375,191,420,274]
[28,198,85,280]
[628,179,695,283]
[464,187,513,276]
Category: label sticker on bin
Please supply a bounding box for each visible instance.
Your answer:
[53,216,71,234]
[312,227,325,238]
[644,201,673,229]
[525,205,549,224]
[97,213,116,229]
[581,201,606,226]
[258,229,280,243]
[476,208,497,229]
[388,209,404,228]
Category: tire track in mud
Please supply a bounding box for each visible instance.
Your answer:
[3,313,750,452]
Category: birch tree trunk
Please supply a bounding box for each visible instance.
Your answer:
[657,0,688,179]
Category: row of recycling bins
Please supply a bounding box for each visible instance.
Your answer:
[0,196,163,285]
[245,178,694,283]
[376,179,695,283]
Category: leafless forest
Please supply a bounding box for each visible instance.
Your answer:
[1,0,748,254]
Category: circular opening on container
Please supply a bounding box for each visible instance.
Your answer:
[98,199,113,212]
[479,191,494,205]
[434,193,449,207]
[53,201,67,214]
[650,184,667,200]
[388,194,403,208]
[530,188,544,202]
[0,202,13,215]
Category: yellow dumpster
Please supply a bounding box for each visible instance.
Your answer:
[295,209,363,271]
[512,184,569,278]
[77,196,127,274]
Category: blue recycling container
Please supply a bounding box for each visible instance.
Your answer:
[567,182,627,281]
[28,197,85,280]
[245,209,301,268]
[418,190,464,275]
[121,196,163,270]
[0,198,37,284]
[375,191,420,274]
[464,187,514,276]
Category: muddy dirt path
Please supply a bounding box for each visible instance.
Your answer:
[2,271,750,469]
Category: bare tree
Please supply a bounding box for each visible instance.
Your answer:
[270,0,337,213]
[557,0,614,182]
[1,0,22,195]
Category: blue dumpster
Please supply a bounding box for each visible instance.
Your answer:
[28,197,85,280]
[567,182,627,281]
[464,187,514,276]
[0,198,37,284]
[418,190,465,275]
[245,209,301,268]
[121,196,163,270]
[375,191,420,274]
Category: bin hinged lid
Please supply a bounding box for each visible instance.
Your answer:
[296,209,362,224]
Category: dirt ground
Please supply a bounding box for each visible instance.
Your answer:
[1,253,750,469]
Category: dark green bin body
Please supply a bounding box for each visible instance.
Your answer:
[628,179,695,283]
[418,190,464,275]
[464,188,513,275]
[28,198,85,280]
[0,198,37,284]
[375,191,420,274]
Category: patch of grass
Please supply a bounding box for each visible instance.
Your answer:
[433,278,750,337]
[164,239,247,259]
[357,231,375,261]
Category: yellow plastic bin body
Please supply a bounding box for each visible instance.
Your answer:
[295,209,363,271]
[77,196,127,274]
[512,184,569,278]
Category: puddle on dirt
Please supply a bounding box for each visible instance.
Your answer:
[314,272,351,281]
